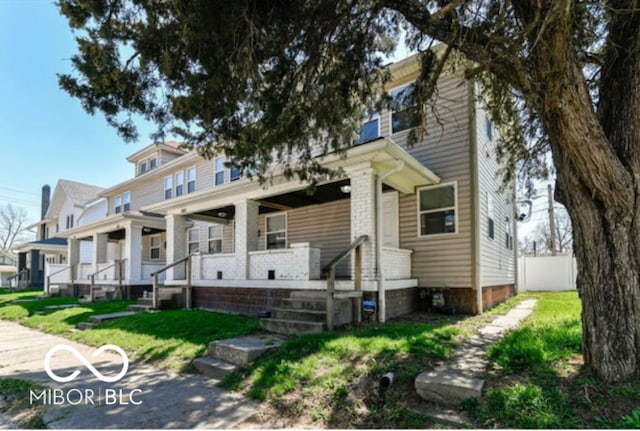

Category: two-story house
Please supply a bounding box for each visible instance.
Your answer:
[56,52,517,320]
[13,180,104,288]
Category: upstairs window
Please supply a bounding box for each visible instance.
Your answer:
[505,216,514,250]
[123,192,131,212]
[150,234,161,260]
[214,157,225,186]
[486,118,493,141]
[164,176,173,200]
[138,157,157,175]
[114,195,122,214]
[390,83,419,134]
[208,225,223,254]
[187,167,196,193]
[175,171,184,197]
[149,158,157,169]
[266,213,287,249]
[418,183,457,236]
[230,166,241,182]
[355,115,380,145]
[187,228,200,254]
[66,214,74,229]
[139,161,148,175]
[487,194,495,240]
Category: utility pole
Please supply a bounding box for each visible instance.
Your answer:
[548,184,557,256]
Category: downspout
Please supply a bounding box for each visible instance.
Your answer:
[468,80,483,314]
[512,184,519,294]
[376,160,405,323]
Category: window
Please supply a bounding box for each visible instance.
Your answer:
[123,192,131,212]
[66,214,74,229]
[187,167,196,193]
[150,234,161,260]
[164,176,173,200]
[355,115,380,145]
[208,225,223,254]
[138,157,157,175]
[149,158,157,169]
[187,228,200,254]
[230,166,241,182]
[486,118,493,141]
[505,217,514,250]
[214,157,225,185]
[266,213,287,249]
[175,171,184,197]
[390,83,419,133]
[139,161,148,175]
[114,195,122,214]
[56,223,59,233]
[418,183,457,236]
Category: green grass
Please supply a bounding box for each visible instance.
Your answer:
[221,322,462,428]
[0,378,47,428]
[466,291,640,429]
[0,291,260,373]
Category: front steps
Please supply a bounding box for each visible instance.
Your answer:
[76,311,137,331]
[259,291,353,335]
[193,335,284,380]
[127,288,183,312]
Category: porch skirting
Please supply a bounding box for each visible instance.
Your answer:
[192,286,292,316]
[427,284,516,314]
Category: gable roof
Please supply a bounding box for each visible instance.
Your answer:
[45,179,105,219]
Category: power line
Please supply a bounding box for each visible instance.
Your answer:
[0,186,40,197]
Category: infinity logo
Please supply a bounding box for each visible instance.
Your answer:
[44,344,129,383]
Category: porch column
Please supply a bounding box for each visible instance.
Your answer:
[349,167,378,280]
[68,238,80,281]
[166,214,188,280]
[234,199,259,279]
[92,233,108,273]
[124,223,143,283]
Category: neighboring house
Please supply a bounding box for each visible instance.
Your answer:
[56,51,517,317]
[0,249,17,286]
[13,180,104,288]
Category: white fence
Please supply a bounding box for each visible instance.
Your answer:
[518,254,577,291]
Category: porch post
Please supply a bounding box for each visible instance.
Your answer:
[166,213,188,280]
[234,199,259,279]
[124,223,143,283]
[68,238,80,280]
[348,167,378,281]
[92,233,108,274]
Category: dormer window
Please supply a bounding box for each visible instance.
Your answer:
[138,157,158,176]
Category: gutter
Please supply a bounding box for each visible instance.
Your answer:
[376,159,405,323]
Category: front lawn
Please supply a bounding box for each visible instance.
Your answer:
[0,291,259,373]
[0,378,46,428]
[466,291,640,429]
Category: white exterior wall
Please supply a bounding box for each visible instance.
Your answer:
[474,94,517,287]
[248,243,321,280]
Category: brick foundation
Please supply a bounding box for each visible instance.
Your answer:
[192,286,292,316]
[482,284,516,310]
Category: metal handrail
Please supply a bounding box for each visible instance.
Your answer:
[46,265,72,296]
[89,259,126,302]
[324,235,368,330]
[151,254,193,310]
[7,269,29,291]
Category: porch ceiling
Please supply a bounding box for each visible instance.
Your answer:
[58,211,166,240]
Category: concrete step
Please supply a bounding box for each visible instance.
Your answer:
[415,370,485,406]
[208,335,285,366]
[260,318,323,335]
[271,308,327,322]
[128,304,153,313]
[76,322,96,331]
[137,298,154,306]
[193,356,237,380]
[89,311,137,323]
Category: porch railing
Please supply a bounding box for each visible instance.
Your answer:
[7,269,29,291]
[46,265,72,295]
[151,254,192,310]
[323,235,367,330]
[88,260,126,301]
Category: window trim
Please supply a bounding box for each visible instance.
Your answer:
[149,234,161,261]
[416,181,459,238]
[207,224,223,254]
[389,82,419,135]
[187,166,196,193]
[265,212,288,249]
[187,227,200,254]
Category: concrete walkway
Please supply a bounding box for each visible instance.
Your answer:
[415,299,538,406]
[0,320,256,429]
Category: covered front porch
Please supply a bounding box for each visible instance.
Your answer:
[145,138,440,323]
[52,212,167,299]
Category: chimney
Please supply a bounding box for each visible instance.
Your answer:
[41,185,50,220]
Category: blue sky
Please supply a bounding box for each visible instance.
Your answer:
[0,0,156,224]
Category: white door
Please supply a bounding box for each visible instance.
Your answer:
[382,192,399,248]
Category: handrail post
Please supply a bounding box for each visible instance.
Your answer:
[354,243,362,326]
[152,273,158,309]
[89,274,95,302]
[185,256,192,310]
[326,267,335,331]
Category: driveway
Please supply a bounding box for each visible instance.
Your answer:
[0,320,256,429]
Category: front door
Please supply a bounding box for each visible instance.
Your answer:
[382,192,399,248]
